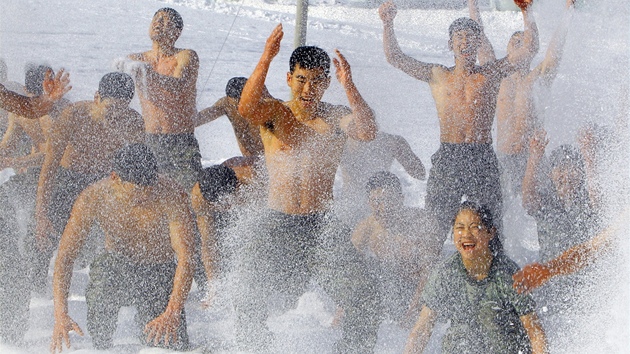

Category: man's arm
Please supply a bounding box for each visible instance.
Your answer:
[521,312,549,354]
[492,0,540,76]
[404,305,437,354]
[389,134,426,180]
[468,0,496,65]
[532,0,575,86]
[193,96,229,127]
[379,1,440,83]
[144,191,196,346]
[351,218,372,252]
[334,50,377,141]
[0,70,71,119]
[35,105,75,250]
[238,24,295,128]
[521,129,547,215]
[513,207,626,294]
[50,188,96,353]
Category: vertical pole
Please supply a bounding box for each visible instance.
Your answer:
[294,0,308,48]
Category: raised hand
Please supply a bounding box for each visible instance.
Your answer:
[263,24,284,62]
[379,0,397,23]
[50,313,84,354]
[333,49,354,89]
[514,0,533,11]
[513,262,552,294]
[144,309,181,347]
[42,69,71,102]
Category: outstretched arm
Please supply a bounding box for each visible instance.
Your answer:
[513,208,626,294]
[468,0,496,64]
[532,0,575,86]
[0,69,71,119]
[50,189,96,353]
[379,1,439,82]
[390,134,426,180]
[404,305,437,354]
[335,50,377,141]
[193,97,229,127]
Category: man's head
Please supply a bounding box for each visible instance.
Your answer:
[97,72,135,104]
[198,165,238,211]
[549,144,586,202]
[448,18,482,61]
[226,77,248,101]
[150,8,183,46]
[366,171,404,220]
[287,46,331,111]
[112,144,158,187]
[25,64,53,96]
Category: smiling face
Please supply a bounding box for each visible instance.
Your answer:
[287,64,330,113]
[450,28,480,63]
[453,208,495,262]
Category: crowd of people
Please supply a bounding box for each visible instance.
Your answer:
[0,0,625,353]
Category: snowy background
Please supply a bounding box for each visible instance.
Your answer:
[0,0,628,352]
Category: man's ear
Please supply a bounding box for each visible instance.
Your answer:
[286,71,292,87]
[94,91,101,103]
[448,39,453,51]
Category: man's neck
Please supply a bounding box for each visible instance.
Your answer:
[462,252,493,281]
[152,42,177,57]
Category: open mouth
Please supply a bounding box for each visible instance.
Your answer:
[462,242,476,251]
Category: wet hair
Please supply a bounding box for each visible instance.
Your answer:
[366,171,403,195]
[549,144,585,174]
[98,72,135,101]
[225,77,247,100]
[112,144,158,186]
[25,64,53,96]
[289,46,330,75]
[453,201,503,256]
[155,7,183,31]
[448,17,482,40]
[199,165,238,203]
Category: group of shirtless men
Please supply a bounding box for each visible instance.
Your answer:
[0,0,613,352]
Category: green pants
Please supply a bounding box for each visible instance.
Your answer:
[145,133,203,192]
[233,210,383,353]
[85,253,189,350]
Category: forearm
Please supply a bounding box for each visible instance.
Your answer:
[521,154,542,212]
[165,259,193,314]
[0,152,44,170]
[52,257,74,316]
[382,21,405,68]
[522,313,548,354]
[239,57,272,119]
[404,306,435,354]
[0,86,53,119]
[194,104,225,127]
[344,83,377,141]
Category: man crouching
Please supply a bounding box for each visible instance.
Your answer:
[50,144,195,352]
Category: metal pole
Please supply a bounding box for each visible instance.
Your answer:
[294,0,308,48]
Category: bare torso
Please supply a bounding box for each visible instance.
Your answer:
[131,49,198,134]
[60,101,145,175]
[264,101,350,215]
[223,102,265,157]
[496,70,538,155]
[431,65,503,144]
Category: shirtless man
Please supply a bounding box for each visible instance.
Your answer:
[50,144,194,352]
[194,77,267,184]
[338,131,425,226]
[127,7,202,191]
[33,72,144,288]
[490,0,575,198]
[0,68,70,119]
[379,0,538,238]
[235,24,382,352]
[352,171,440,326]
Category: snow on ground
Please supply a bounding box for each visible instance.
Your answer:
[0,0,628,353]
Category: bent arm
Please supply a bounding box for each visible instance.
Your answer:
[521,312,549,354]
[468,0,496,64]
[508,3,539,67]
[0,84,54,119]
[194,97,228,127]
[391,134,426,180]
[533,0,574,86]
[404,305,437,354]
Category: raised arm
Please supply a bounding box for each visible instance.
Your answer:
[521,312,549,354]
[379,1,439,82]
[0,69,71,119]
[238,24,294,127]
[50,188,96,353]
[193,96,229,127]
[513,207,626,294]
[334,50,377,141]
[468,0,496,64]
[144,191,195,346]
[389,133,426,180]
[521,129,547,215]
[508,0,540,66]
[532,0,575,86]
[404,305,437,354]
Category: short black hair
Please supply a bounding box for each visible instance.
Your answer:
[25,64,53,96]
[366,171,402,195]
[454,201,503,256]
[199,165,238,203]
[225,77,248,100]
[448,17,482,40]
[98,72,135,101]
[112,144,158,186]
[289,46,330,75]
[155,7,184,30]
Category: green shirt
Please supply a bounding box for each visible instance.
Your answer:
[422,252,536,354]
